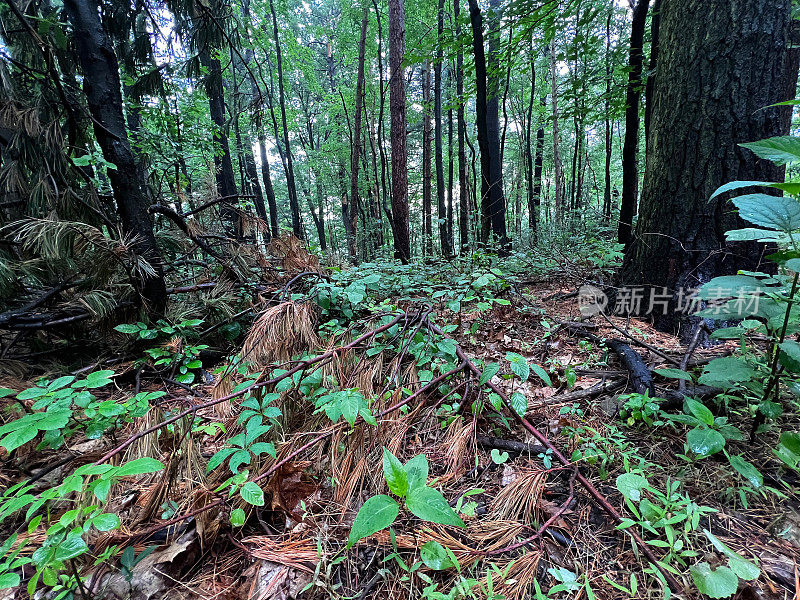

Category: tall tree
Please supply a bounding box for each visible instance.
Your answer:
[469,0,508,252]
[348,1,370,262]
[63,0,167,311]
[435,0,452,257]
[621,0,794,334]
[603,4,613,220]
[267,0,303,239]
[389,0,411,262]
[549,40,564,219]
[455,0,469,254]
[422,63,434,256]
[617,0,649,247]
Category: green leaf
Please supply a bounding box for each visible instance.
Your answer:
[530,363,553,387]
[725,228,792,243]
[54,531,88,561]
[420,540,457,570]
[687,428,726,457]
[347,495,399,547]
[0,426,38,451]
[490,449,509,464]
[92,513,120,531]
[405,486,465,527]
[230,508,246,527]
[0,573,20,589]
[654,368,693,382]
[685,399,714,426]
[732,194,800,232]
[510,391,527,416]
[506,352,530,382]
[615,473,648,502]
[116,457,165,477]
[403,454,429,490]
[740,136,800,165]
[382,448,409,497]
[690,562,739,598]
[727,554,760,581]
[727,455,763,489]
[698,357,758,388]
[207,448,237,472]
[239,481,264,506]
[710,180,785,199]
[479,363,500,386]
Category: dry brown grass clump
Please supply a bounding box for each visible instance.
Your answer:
[267,234,321,273]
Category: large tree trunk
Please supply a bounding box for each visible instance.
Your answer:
[455,0,469,254]
[435,0,452,257]
[348,2,369,262]
[64,0,166,311]
[617,0,649,247]
[469,0,508,253]
[268,0,303,239]
[621,0,793,336]
[422,63,433,256]
[389,0,411,262]
[644,0,661,148]
[526,50,536,235]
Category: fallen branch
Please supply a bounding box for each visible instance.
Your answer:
[475,436,547,456]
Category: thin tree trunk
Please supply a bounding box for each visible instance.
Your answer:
[258,136,280,237]
[618,0,649,246]
[64,0,166,311]
[389,0,411,262]
[455,0,469,254]
[348,1,369,262]
[549,41,564,221]
[435,0,451,257]
[422,63,433,256]
[268,0,303,239]
[603,4,613,220]
[526,49,536,234]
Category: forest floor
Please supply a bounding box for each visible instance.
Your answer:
[1,239,799,600]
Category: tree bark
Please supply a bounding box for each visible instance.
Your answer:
[389,0,411,262]
[435,0,451,257]
[603,4,613,221]
[549,41,564,220]
[257,136,280,238]
[618,0,649,247]
[267,0,303,239]
[621,0,794,336]
[422,63,433,256]
[644,0,661,148]
[455,0,469,254]
[469,0,508,253]
[348,1,369,262]
[64,0,167,311]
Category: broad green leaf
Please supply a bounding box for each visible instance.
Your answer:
[615,473,648,502]
[382,448,408,497]
[405,486,465,527]
[727,554,760,581]
[696,275,764,299]
[230,508,246,527]
[732,194,800,232]
[654,368,693,382]
[207,448,237,472]
[239,481,264,506]
[54,531,88,561]
[347,495,399,547]
[687,428,726,457]
[690,563,739,598]
[699,357,758,388]
[116,457,165,477]
[740,136,800,165]
[727,455,763,489]
[1,426,38,451]
[510,391,527,416]
[92,513,120,531]
[710,180,784,199]
[0,573,20,589]
[779,340,800,365]
[479,363,500,386]
[685,399,714,426]
[420,540,457,570]
[530,363,553,386]
[725,228,792,243]
[506,352,530,382]
[403,454,429,490]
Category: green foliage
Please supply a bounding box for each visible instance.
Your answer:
[347,449,465,548]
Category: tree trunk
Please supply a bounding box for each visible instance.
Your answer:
[526,50,536,235]
[64,0,166,311]
[198,48,240,237]
[618,0,649,247]
[257,136,280,238]
[469,0,508,253]
[621,0,794,336]
[533,98,545,232]
[268,0,303,239]
[422,63,433,256]
[455,0,469,254]
[603,4,613,221]
[389,0,411,262]
[549,41,564,220]
[435,0,451,257]
[644,0,661,148]
[348,1,369,262]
